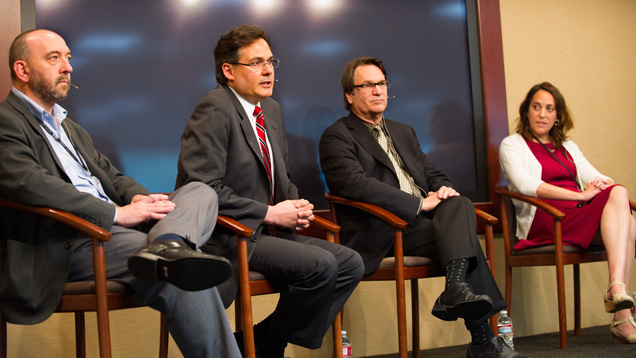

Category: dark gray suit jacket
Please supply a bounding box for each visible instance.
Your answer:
[175,84,298,305]
[0,91,148,324]
[319,113,452,275]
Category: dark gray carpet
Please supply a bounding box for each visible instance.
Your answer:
[366,325,636,357]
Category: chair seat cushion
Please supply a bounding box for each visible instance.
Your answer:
[379,256,437,268]
[249,271,267,281]
[511,244,605,256]
[63,280,129,295]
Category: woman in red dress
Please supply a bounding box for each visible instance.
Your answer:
[500,82,636,344]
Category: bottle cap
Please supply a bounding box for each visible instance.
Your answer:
[342,330,347,334]
[500,310,507,315]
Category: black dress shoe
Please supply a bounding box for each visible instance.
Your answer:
[254,319,286,358]
[128,240,231,291]
[467,337,530,358]
[432,282,493,321]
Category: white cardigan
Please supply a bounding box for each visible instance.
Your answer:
[498,133,610,240]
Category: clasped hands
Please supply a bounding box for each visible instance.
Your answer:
[420,186,459,212]
[580,177,613,201]
[265,199,314,232]
[115,194,175,227]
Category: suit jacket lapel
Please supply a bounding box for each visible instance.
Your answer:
[7,93,68,177]
[346,114,396,175]
[221,85,264,168]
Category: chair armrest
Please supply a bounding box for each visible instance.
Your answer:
[310,216,340,234]
[475,208,498,225]
[494,186,565,220]
[0,198,111,242]
[216,215,254,238]
[630,200,636,212]
[324,193,408,229]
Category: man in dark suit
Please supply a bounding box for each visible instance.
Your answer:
[319,57,527,358]
[0,29,241,357]
[175,25,364,357]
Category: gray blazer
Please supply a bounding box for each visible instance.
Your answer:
[319,113,452,275]
[175,84,298,305]
[0,91,148,324]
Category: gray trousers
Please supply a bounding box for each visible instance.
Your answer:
[68,182,241,358]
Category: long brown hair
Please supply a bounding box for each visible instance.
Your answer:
[516,82,573,148]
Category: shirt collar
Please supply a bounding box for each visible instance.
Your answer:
[12,87,68,131]
[228,86,260,120]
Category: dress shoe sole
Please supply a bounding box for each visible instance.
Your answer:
[128,253,232,291]
[432,296,493,321]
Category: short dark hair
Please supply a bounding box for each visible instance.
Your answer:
[341,56,387,111]
[516,81,573,148]
[8,30,39,81]
[214,25,270,84]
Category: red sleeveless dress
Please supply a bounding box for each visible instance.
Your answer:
[514,139,614,252]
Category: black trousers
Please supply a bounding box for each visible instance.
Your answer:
[249,232,364,349]
[397,196,506,326]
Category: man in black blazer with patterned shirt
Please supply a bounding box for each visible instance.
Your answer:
[175,25,363,357]
[320,57,527,358]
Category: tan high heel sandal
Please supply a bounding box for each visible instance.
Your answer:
[610,316,636,344]
[604,282,635,313]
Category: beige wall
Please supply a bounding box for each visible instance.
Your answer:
[0,0,21,95]
[4,0,636,357]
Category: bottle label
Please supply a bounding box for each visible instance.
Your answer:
[498,324,513,336]
[343,346,352,357]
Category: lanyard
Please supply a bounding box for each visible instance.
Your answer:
[39,120,91,176]
[531,133,581,192]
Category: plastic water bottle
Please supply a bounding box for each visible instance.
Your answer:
[497,310,514,350]
[342,330,352,357]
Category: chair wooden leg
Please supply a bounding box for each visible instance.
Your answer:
[237,240,255,358]
[505,266,512,316]
[74,312,86,358]
[92,240,112,358]
[395,276,408,358]
[573,264,581,337]
[332,312,343,358]
[1,314,7,358]
[159,313,169,358]
[555,261,568,349]
[411,279,420,357]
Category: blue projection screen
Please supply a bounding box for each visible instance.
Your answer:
[36,0,487,207]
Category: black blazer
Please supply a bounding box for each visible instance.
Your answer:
[319,113,452,275]
[0,91,148,324]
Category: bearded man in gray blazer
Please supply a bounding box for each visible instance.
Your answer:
[175,25,363,357]
[319,57,528,358]
[0,29,241,357]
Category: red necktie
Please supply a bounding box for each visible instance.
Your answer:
[253,106,276,235]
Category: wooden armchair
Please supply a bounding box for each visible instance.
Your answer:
[325,193,498,358]
[0,199,168,358]
[217,214,343,358]
[494,185,636,349]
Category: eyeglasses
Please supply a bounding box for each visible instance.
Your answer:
[352,80,391,91]
[233,58,280,71]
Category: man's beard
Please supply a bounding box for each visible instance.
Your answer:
[31,70,69,105]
